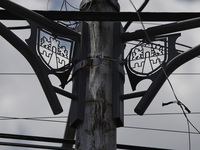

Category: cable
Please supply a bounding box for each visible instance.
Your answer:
[124,111,200,116]
[80,0,93,11]
[56,0,79,30]
[3,72,200,76]
[60,0,67,11]
[47,0,50,10]
[172,73,200,75]
[129,0,151,43]
[0,73,35,75]
[8,25,30,30]
[65,1,79,10]
[158,60,193,149]
[123,126,200,135]
[0,142,73,150]
[0,116,68,123]
[156,56,200,150]
[158,58,200,133]
[124,0,149,31]
[181,105,191,150]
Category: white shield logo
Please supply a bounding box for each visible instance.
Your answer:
[127,39,167,77]
[37,29,75,70]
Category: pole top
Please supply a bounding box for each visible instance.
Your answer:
[80,0,120,12]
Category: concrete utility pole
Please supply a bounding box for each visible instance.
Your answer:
[75,0,120,149]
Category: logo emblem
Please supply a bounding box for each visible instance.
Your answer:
[37,29,75,70]
[127,39,167,77]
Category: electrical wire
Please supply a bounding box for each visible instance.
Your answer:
[8,25,30,30]
[60,0,68,11]
[123,126,200,135]
[65,1,79,10]
[0,73,35,75]
[80,0,93,11]
[180,105,191,150]
[47,0,50,10]
[125,18,200,149]
[0,142,73,150]
[2,72,200,76]
[0,116,68,123]
[172,73,200,75]
[124,111,200,116]
[157,58,193,149]
[56,0,79,30]
[124,0,149,31]
[129,0,151,43]
[156,55,200,150]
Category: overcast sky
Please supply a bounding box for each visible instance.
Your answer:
[1,0,200,150]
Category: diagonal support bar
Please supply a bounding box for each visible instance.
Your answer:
[135,44,200,115]
[0,0,80,38]
[0,22,63,115]
[121,17,200,42]
[1,10,200,22]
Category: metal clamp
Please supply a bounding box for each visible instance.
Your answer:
[73,58,102,75]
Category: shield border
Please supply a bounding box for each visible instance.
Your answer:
[127,38,168,77]
[36,28,75,71]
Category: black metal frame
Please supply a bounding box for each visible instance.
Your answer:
[0,133,171,150]
[1,10,200,22]
[0,0,80,115]
[135,44,200,115]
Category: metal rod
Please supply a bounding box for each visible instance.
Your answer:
[121,17,200,42]
[0,21,63,115]
[54,86,76,99]
[135,44,200,115]
[0,133,75,144]
[0,142,73,150]
[121,91,146,100]
[1,10,200,21]
[117,144,172,150]
[0,0,80,38]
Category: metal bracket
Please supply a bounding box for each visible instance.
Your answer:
[73,54,124,76]
[73,58,101,75]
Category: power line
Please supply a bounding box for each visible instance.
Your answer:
[0,132,74,144]
[2,72,200,76]
[117,144,170,150]
[0,133,75,150]
[172,73,200,75]
[129,0,151,43]
[0,133,171,150]
[123,126,200,135]
[65,1,79,10]
[1,112,200,123]
[124,112,200,116]
[8,25,30,30]
[0,142,73,150]
[0,116,68,123]
[2,10,200,21]
[0,73,36,75]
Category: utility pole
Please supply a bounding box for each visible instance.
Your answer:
[4,1,200,149]
[75,0,121,149]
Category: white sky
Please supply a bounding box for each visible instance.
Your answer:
[1,0,200,150]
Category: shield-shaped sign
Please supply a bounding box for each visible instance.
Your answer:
[127,38,167,77]
[26,20,80,89]
[37,29,75,70]
[125,33,180,91]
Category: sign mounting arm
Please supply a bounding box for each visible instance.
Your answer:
[135,44,200,115]
[0,21,63,115]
